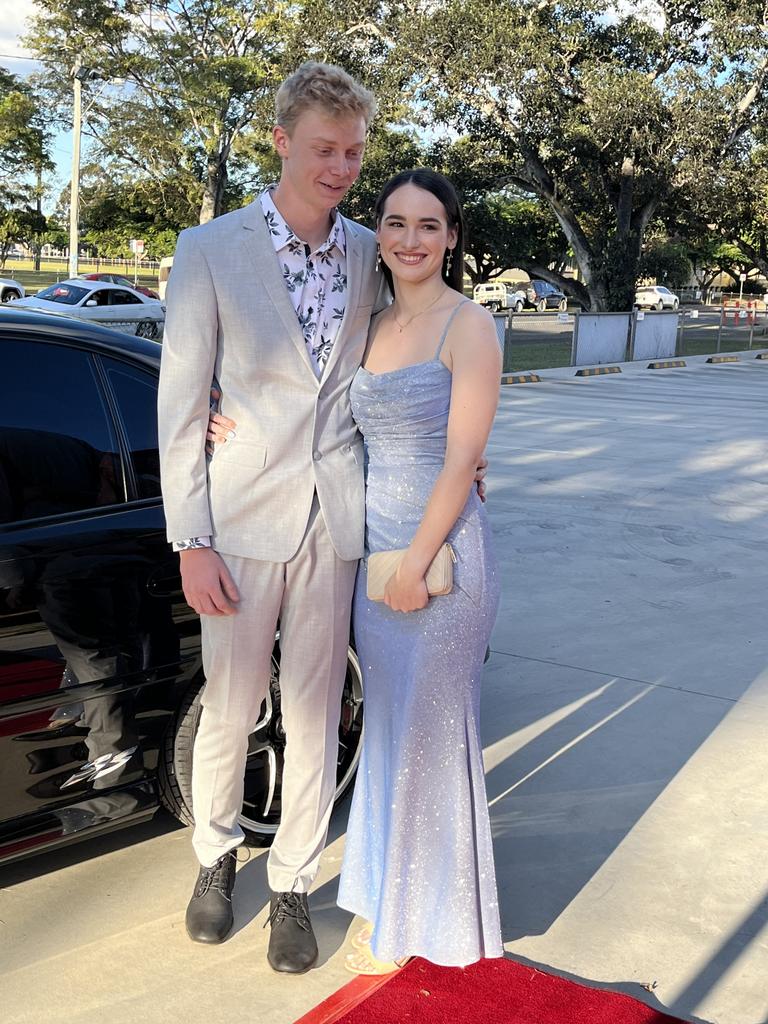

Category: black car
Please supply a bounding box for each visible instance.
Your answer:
[0,309,363,865]
[525,280,568,312]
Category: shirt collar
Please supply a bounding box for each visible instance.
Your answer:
[259,187,346,257]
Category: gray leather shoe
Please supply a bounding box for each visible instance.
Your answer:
[266,892,318,973]
[185,852,236,943]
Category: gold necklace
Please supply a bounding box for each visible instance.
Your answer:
[392,287,447,333]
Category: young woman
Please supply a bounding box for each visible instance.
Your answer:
[208,169,503,973]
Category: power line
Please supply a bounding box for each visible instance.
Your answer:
[0,53,58,66]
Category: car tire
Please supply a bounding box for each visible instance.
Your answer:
[558,298,567,312]
[537,299,547,312]
[488,301,499,312]
[514,300,523,313]
[1,288,21,303]
[135,319,159,339]
[655,300,664,311]
[672,300,679,310]
[158,642,364,845]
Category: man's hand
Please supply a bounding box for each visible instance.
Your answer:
[474,452,489,503]
[180,548,240,616]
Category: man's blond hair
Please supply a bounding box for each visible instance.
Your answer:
[275,62,377,133]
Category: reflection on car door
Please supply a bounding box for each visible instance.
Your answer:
[0,338,187,858]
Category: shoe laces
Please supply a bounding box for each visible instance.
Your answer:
[195,852,235,899]
[264,891,311,932]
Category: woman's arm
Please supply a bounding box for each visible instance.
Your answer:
[384,304,502,612]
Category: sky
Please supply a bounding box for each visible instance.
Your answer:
[2,0,73,204]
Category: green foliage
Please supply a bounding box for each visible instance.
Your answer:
[639,239,693,289]
[319,0,768,309]
[26,1,293,223]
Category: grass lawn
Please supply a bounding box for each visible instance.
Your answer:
[2,260,159,295]
[680,331,768,357]
[503,340,573,372]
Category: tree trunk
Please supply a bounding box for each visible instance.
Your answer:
[199,153,228,223]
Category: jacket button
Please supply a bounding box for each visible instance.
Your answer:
[312,450,322,461]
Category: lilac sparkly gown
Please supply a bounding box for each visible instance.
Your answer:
[337,302,503,967]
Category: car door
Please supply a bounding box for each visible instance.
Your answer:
[107,288,147,322]
[76,287,113,321]
[0,335,189,861]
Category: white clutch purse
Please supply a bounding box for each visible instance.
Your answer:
[366,544,456,602]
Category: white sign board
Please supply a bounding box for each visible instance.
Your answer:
[739,272,747,281]
[130,239,145,255]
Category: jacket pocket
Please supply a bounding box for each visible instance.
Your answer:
[216,440,267,469]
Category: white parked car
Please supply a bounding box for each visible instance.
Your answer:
[14,279,165,336]
[0,278,24,303]
[634,285,679,311]
[473,281,526,312]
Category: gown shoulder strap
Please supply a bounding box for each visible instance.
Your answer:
[433,298,471,361]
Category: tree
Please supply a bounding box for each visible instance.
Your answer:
[314,1,768,310]
[26,1,292,223]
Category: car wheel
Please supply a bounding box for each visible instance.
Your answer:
[135,319,159,339]
[537,299,547,312]
[158,641,364,845]
[488,301,499,312]
[655,300,664,311]
[514,300,523,313]
[558,298,567,312]
[672,299,679,310]
[1,288,21,303]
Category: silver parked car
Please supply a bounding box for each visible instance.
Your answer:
[634,285,679,311]
[0,277,24,302]
[14,279,165,333]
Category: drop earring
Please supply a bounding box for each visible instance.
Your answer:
[375,244,382,272]
[445,249,453,274]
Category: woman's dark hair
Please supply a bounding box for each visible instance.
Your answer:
[373,168,465,295]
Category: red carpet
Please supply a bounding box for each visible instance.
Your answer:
[295,957,691,1024]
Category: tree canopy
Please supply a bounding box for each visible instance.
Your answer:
[22,1,768,306]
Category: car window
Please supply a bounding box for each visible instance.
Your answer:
[36,284,89,306]
[110,290,142,306]
[0,341,123,524]
[87,289,113,307]
[103,359,161,500]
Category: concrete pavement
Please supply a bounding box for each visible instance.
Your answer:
[1,351,767,1024]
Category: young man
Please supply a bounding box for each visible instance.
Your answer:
[158,62,381,973]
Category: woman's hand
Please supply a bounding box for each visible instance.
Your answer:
[475,453,488,502]
[384,563,429,613]
[206,387,237,456]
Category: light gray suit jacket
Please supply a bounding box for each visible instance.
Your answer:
[157,201,382,563]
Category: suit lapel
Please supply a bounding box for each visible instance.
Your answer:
[321,216,364,385]
[240,204,319,384]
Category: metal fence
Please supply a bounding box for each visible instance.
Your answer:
[99,317,165,341]
[499,307,768,372]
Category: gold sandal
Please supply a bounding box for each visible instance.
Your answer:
[351,923,374,951]
[344,948,410,976]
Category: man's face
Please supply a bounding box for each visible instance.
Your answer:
[273,106,367,212]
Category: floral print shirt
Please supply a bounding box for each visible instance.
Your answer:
[260,186,348,376]
[172,188,348,553]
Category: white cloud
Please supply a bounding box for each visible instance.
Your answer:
[0,0,44,76]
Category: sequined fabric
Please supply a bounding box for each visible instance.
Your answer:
[337,348,503,967]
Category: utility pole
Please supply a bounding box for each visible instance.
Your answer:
[68,57,83,280]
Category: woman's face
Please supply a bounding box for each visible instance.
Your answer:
[377,183,457,286]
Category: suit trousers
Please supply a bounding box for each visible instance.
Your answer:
[191,497,358,892]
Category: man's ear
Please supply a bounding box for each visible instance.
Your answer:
[273,124,290,159]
